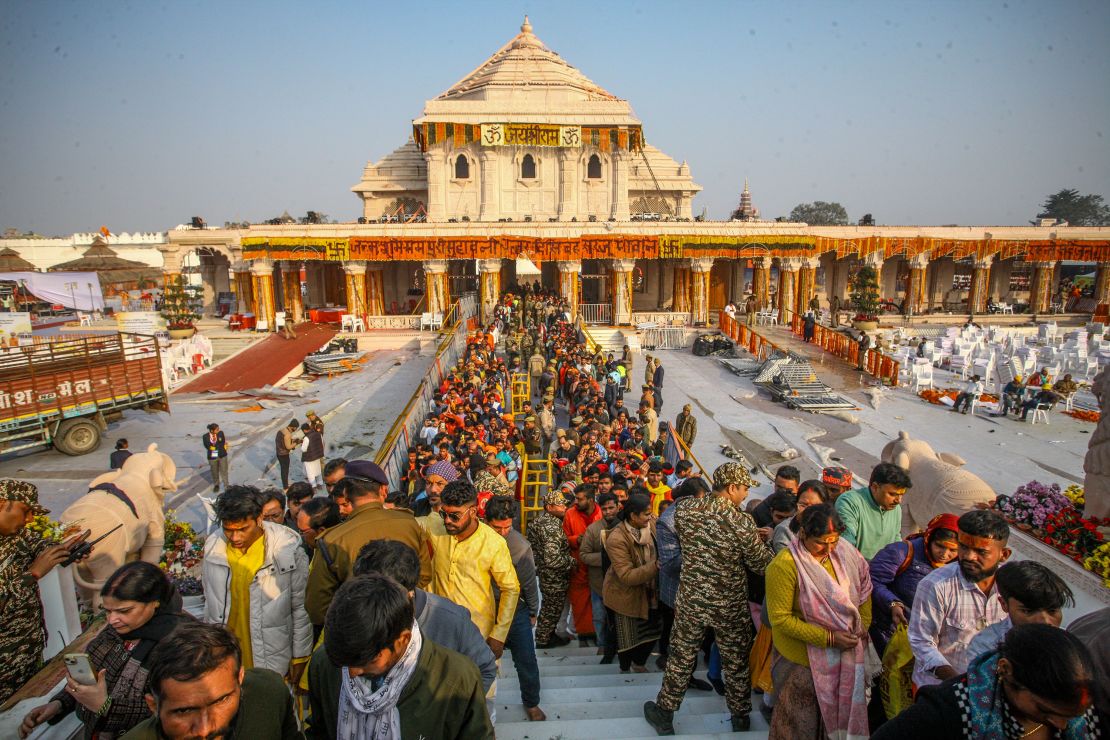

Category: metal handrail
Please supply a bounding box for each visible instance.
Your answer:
[671,424,709,480]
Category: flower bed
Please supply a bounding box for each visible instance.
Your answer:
[918,388,998,405]
[991,482,1109,587]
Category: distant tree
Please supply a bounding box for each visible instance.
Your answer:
[788,201,849,225]
[1036,189,1110,226]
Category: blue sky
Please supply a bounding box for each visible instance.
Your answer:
[1,0,1107,235]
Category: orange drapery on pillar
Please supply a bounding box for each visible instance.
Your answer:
[477,259,502,325]
[906,254,928,315]
[752,257,771,309]
[557,260,581,319]
[795,260,817,316]
[1030,261,1057,314]
[776,258,800,320]
[671,263,691,313]
[250,260,276,330]
[967,257,992,314]
[689,257,713,325]
[365,264,385,316]
[422,259,451,316]
[232,267,254,315]
[343,261,368,318]
[280,263,303,323]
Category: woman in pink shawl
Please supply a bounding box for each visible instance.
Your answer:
[765,503,872,739]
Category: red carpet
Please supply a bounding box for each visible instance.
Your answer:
[177,323,338,394]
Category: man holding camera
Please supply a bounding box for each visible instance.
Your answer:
[0,479,90,703]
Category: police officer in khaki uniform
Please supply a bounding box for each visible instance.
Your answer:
[521,415,543,456]
[304,460,432,626]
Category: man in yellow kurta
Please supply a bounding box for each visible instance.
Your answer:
[429,479,519,657]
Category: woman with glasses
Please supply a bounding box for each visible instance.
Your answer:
[602,493,661,673]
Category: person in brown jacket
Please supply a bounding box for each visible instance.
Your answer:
[602,492,660,673]
[579,492,621,661]
[304,460,432,626]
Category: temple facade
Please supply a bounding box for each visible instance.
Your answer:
[149,18,1110,330]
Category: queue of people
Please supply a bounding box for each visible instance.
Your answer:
[3,284,1107,740]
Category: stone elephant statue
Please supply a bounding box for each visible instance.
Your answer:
[60,443,178,606]
[880,430,996,531]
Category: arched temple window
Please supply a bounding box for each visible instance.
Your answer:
[587,154,602,179]
[454,154,470,179]
[521,153,536,179]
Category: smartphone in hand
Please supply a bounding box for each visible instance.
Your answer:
[63,653,97,686]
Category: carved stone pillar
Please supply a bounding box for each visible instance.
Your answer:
[280,262,303,323]
[477,258,502,325]
[343,261,368,317]
[478,150,499,222]
[967,256,993,315]
[250,259,276,330]
[610,151,630,221]
[557,149,577,220]
[752,257,771,309]
[1094,262,1110,308]
[610,258,637,325]
[365,263,385,316]
[424,148,447,222]
[907,254,929,316]
[777,258,800,319]
[422,259,451,315]
[671,263,691,313]
[1030,261,1057,314]
[689,257,714,325]
[557,260,581,319]
[796,258,819,316]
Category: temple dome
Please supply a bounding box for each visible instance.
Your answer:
[417,17,639,126]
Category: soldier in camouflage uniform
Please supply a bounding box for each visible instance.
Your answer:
[644,462,774,735]
[526,490,575,648]
[473,453,514,498]
[0,480,89,703]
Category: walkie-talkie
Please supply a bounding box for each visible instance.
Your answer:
[60,523,123,567]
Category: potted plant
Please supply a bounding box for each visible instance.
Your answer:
[850,263,881,331]
[160,274,201,339]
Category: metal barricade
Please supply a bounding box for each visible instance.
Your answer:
[641,326,689,350]
[578,303,612,325]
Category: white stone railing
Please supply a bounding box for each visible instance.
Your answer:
[632,311,690,327]
[364,315,422,330]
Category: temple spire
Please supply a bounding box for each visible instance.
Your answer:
[521,15,532,34]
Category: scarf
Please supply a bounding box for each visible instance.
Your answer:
[964,650,1096,740]
[337,620,423,740]
[788,537,872,740]
[117,593,189,666]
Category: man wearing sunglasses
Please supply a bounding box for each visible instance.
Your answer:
[429,480,520,663]
[305,460,433,628]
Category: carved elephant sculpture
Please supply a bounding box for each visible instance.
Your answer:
[60,443,178,605]
[880,430,996,531]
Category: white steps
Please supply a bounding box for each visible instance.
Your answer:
[494,642,770,740]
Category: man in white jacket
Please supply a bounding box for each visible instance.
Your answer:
[202,485,312,687]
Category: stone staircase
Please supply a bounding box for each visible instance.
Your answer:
[583,326,637,353]
[495,644,771,739]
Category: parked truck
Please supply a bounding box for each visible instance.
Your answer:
[0,332,168,455]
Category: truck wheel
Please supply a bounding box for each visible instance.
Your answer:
[55,418,102,456]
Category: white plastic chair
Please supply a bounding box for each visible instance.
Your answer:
[419,312,435,331]
[1030,404,1051,425]
[78,312,92,327]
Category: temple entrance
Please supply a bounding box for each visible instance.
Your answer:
[182,247,233,316]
